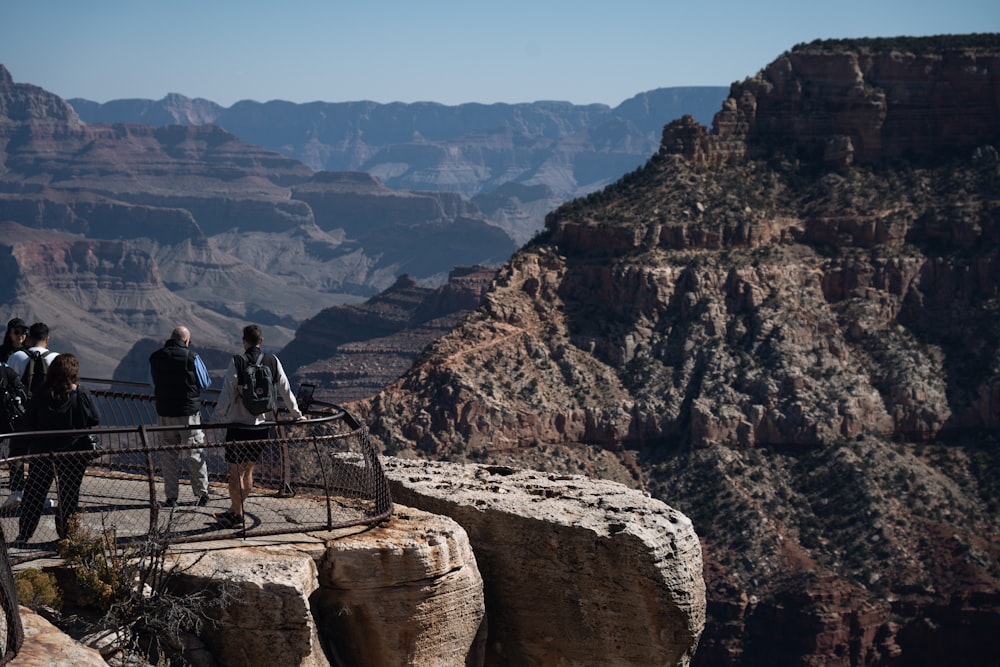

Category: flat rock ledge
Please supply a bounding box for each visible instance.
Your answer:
[383,457,707,667]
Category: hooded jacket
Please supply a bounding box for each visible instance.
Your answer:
[22,386,100,454]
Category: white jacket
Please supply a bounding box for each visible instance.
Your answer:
[214,350,303,425]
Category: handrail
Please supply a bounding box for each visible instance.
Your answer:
[0,386,393,563]
[0,380,395,664]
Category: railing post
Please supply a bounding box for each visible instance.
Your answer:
[139,425,159,535]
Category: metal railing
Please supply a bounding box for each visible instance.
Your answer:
[0,379,393,565]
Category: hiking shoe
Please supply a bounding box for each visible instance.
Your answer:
[214,511,242,528]
[163,498,177,507]
[2,491,22,510]
[196,495,209,507]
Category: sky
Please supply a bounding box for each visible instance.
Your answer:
[2,0,997,108]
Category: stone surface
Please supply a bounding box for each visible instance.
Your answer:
[167,506,485,667]
[9,606,106,667]
[312,506,486,667]
[383,458,706,667]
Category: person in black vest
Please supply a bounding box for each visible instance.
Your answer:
[149,326,211,507]
[213,324,302,528]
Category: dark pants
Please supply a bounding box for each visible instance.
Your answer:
[17,454,87,541]
[7,439,27,492]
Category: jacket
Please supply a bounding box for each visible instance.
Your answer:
[215,347,303,425]
[149,339,208,417]
[22,386,100,454]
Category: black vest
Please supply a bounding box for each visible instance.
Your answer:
[149,340,201,417]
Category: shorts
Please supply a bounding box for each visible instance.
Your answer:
[224,426,270,464]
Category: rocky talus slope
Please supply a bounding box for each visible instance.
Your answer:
[356,36,1000,666]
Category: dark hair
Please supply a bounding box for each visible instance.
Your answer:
[242,324,263,346]
[27,322,49,344]
[0,319,27,362]
[47,353,80,402]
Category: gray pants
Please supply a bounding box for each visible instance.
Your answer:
[157,413,209,500]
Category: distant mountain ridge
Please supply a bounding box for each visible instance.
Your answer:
[0,64,515,378]
[69,87,728,243]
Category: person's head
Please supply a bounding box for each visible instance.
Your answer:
[27,322,49,348]
[170,326,191,346]
[242,324,263,350]
[47,353,80,401]
[3,318,28,349]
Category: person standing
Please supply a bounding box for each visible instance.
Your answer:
[0,318,28,363]
[0,318,29,507]
[213,324,302,528]
[3,323,59,510]
[13,353,100,544]
[148,326,211,507]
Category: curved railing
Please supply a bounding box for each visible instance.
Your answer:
[0,379,393,565]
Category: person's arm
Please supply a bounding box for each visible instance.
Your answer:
[7,351,26,377]
[193,354,211,390]
[212,358,238,421]
[272,357,303,420]
[77,389,100,428]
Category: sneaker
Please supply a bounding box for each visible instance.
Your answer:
[44,498,55,509]
[163,498,177,507]
[2,491,22,510]
[196,495,209,507]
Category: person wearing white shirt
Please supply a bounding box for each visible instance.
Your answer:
[3,322,59,510]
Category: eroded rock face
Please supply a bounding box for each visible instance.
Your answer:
[383,458,706,667]
[169,506,485,667]
[354,36,1000,666]
[665,36,1000,167]
[312,506,486,667]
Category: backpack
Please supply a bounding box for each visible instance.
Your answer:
[234,351,277,416]
[21,349,50,400]
[0,365,27,433]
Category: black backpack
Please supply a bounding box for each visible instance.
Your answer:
[234,351,277,416]
[0,365,27,433]
[21,349,50,399]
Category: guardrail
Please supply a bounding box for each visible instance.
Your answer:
[0,379,393,565]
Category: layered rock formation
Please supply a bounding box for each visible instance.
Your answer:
[279,266,496,402]
[0,65,513,378]
[70,87,730,244]
[353,36,1000,666]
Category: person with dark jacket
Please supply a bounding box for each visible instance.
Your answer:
[149,326,211,506]
[13,353,100,544]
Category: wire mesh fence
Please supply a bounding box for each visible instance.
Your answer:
[0,380,393,566]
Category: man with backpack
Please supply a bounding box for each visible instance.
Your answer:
[3,323,59,510]
[149,326,212,507]
[212,324,303,528]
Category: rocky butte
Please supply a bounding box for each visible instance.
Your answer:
[355,35,1000,666]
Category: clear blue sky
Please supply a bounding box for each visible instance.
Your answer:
[2,0,996,107]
